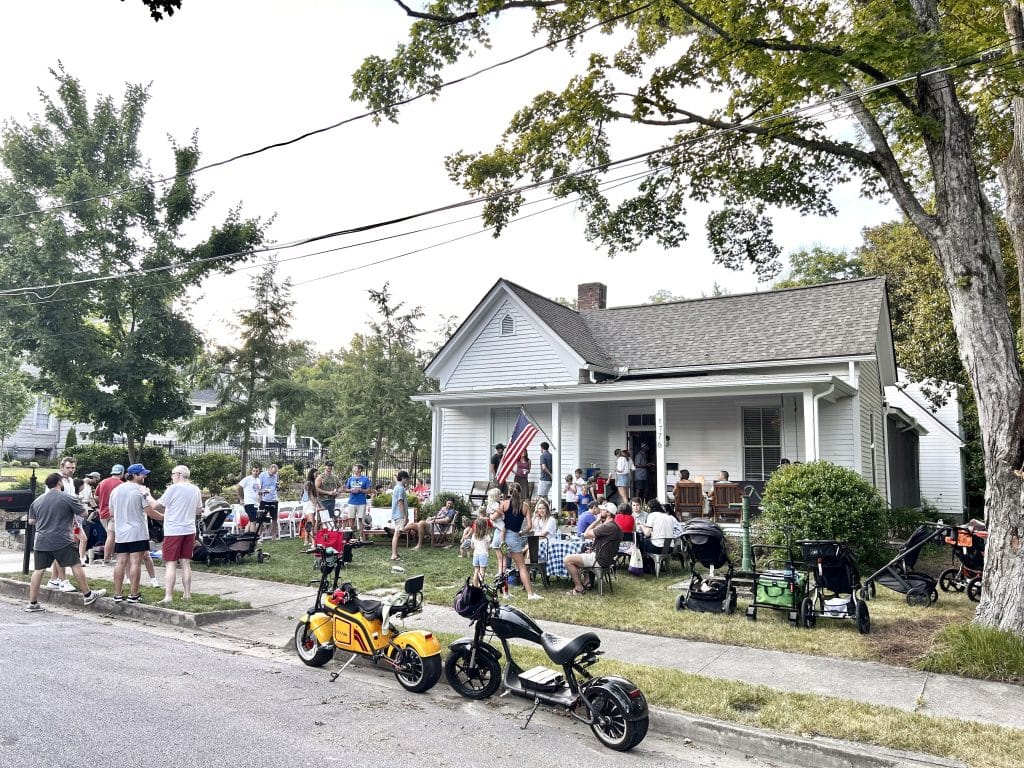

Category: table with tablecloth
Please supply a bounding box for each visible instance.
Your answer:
[537,537,636,579]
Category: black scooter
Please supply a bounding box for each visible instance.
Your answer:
[445,571,649,751]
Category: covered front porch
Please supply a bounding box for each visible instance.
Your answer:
[422,373,862,505]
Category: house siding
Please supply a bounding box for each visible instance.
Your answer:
[858,360,888,497]
[818,398,855,468]
[438,406,491,498]
[444,299,577,390]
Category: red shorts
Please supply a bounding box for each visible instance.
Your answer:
[162,533,196,562]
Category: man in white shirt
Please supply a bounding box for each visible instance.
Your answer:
[236,465,261,529]
[110,463,164,603]
[154,464,203,605]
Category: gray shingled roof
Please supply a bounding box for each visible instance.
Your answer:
[505,277,885,373]
[504,280,614,369]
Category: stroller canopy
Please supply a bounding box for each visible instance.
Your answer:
[682,520,729,568]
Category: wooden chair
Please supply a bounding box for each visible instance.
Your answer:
[710,483,742,523]
[430,516,456,547]
[468,480,494,507]
[673,482,704,520]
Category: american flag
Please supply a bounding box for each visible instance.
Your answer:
[495,410,539,484]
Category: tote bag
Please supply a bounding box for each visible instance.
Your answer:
[628,532,645,576]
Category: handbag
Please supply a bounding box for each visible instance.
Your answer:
[628,532,644,576]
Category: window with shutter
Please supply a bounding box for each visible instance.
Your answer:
[742,407,782,480]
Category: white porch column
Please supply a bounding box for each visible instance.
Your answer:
[655,396,667,502]
[802,390,817,461]
[430,403,442,493]
[551,400,561,496]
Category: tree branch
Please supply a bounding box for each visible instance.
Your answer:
[392,0,564,25]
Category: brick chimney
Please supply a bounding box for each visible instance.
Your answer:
[577,282,607,310]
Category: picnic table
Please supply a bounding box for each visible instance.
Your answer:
[537,536,633,579]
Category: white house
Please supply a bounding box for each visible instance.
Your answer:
[418,277,916,507]
[885,371,965,518]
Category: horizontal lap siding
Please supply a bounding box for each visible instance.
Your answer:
[440,407,490,500]
[445,300,576,390]
[664,398,741,482]
[818,399,855,468]
[579,403,611,476]
[919,438,965,516]
[858,360,887,496]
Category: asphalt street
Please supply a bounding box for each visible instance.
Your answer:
[0,600,781,768]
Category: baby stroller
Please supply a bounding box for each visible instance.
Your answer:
[862,524,944,607]
[195,497,269,565]
[674,519,736,614]
[940,520,987,602]
[798,540,870,634]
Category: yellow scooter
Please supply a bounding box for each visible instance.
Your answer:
[294,544,442,693]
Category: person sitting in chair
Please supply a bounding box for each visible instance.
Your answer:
[639,499,676,556]
[564,508,622,596]
[416,498,457,546]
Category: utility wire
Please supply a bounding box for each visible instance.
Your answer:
[0,1,656,223]
[0,39,1016,299]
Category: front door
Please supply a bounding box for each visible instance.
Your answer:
[626,424,656,502]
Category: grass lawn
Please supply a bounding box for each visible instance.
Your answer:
[0,466,47,489]
[194,537,989,673]
[4,573,249,613]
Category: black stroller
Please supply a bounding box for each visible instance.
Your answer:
[798,540,870,634]
[941,521,987,602]
[674,519,736,614]
[195,497,269,565]
[862,524,944,607]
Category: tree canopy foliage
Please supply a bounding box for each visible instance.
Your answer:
[356,1,1024,632]
[0,68,267,463]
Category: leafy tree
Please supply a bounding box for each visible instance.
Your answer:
[774,247,865,289]
[649,289,686,303]
[0,68,266,464]
[126,0,181,21]
[354,1,1024,633]
[184,260,309,474]
[0,353,32,462]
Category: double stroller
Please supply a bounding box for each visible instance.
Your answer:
[674,519,736,614]
[940,520,987,602]
[194,497,270,565]
[798,540,870,634]
[862,524,944,607]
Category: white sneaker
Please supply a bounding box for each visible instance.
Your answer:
[45,579,61,590]
[83,589,106,606]
[527,593,545,601]
[149,578,160,588]
[58,580,77,593]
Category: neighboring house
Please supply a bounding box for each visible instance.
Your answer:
[885,371,965,518]
[418,277,911,509]
[4,394,85,461]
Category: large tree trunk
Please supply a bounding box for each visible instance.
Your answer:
[1002,2,1024,332]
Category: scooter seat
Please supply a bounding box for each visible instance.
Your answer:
[334,598,383,622]
[540,631,600,665]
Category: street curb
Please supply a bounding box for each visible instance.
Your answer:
[0,576,261,629]
[648,708,966,768]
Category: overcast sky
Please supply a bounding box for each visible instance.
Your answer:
[0,1,897,352]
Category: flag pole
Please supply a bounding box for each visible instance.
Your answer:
[520,405,555,450]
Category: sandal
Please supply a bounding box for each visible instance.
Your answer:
[566,588,585,596]
[390,555,402,561]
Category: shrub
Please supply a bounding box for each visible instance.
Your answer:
[64,429,77,449]
[759,460,891,567]
[371,491,421,510]
[183,453,242,495]
[277,465,302,500]
[72,444,173,493]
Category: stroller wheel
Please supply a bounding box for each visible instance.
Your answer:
[938,568,962,593]
[800,597,815,629]
[906,587,930,608]
[855,599,870,635]
[929,587,939,604]
[727,587,737,615]
[967,578,982,602]
[675,594,686,611]
[857,586,870,602]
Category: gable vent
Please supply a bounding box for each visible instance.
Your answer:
[500,313,515,336]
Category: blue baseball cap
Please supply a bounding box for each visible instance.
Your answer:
[126,463,150,476]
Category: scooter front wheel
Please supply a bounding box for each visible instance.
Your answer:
[587,689,646,751]
[392,646,442,693]
[444,647,502,700]
[294,622,335,667]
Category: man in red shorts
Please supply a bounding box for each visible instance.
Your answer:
[153,464,203,604]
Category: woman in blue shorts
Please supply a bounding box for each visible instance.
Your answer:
[495,484,543,601]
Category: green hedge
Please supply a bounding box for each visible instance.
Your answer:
[71,444,173,493]
[759,460,891,568]
[183,453,242,495]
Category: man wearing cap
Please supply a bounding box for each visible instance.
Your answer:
[110,463,164,603]
[490,443,506,493]
[23,473,107,612]
[96,464,125,565]
[79,472,101,517]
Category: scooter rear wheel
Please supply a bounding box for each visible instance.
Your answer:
[588,689,646,751]
[392,646,442,693]
[444,647,502,700]
[294,622,335,667]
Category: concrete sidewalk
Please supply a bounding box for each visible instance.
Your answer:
[2,549,1020,735]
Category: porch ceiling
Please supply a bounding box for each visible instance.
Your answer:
[416,373,856,407]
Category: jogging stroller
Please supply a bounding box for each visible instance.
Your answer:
[798,540,870,634]
[674,519,736,614]
[195,497,269,565]
[941,520,987,602]
[862,524,944,607]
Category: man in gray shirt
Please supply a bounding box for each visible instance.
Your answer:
[24,473,106,612]
[111,463,164,603]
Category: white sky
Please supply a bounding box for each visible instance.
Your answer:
[0,0,897,352]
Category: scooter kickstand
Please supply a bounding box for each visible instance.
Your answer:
[329,653,358,681]
[521,698,541,730]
